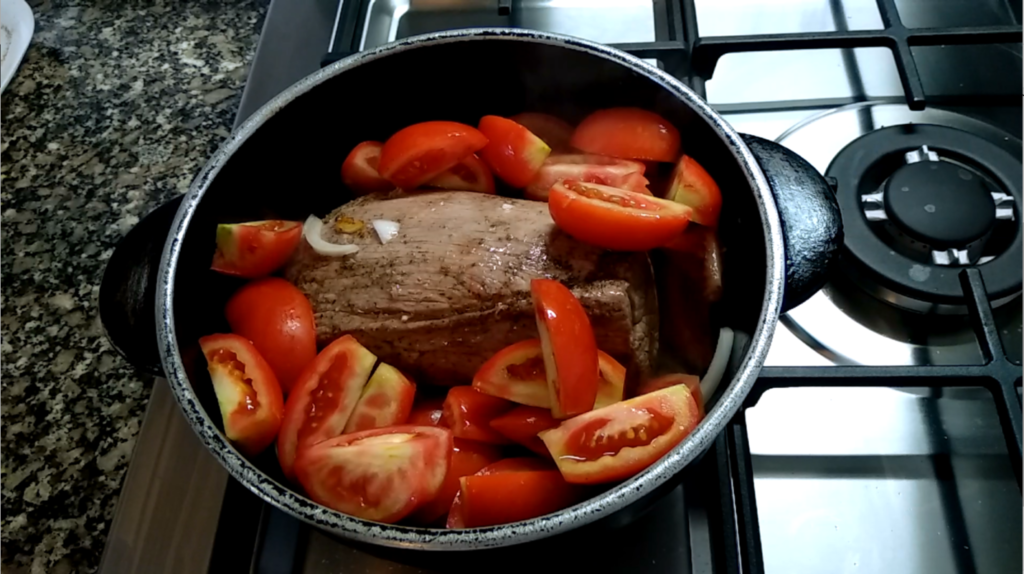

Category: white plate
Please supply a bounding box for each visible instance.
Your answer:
[1,0,34,94]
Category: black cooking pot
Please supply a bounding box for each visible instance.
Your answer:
[100,29,842,550]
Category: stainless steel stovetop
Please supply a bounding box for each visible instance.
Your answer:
[100,1,1023,573]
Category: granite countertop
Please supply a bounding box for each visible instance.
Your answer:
[1,1,266,572]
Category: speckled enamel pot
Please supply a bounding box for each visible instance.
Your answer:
[153,29,841,549]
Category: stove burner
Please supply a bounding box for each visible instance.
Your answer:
[828,124,1022,314]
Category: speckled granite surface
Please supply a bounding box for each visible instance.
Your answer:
[1,1,266,572]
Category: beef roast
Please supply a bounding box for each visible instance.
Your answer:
[285,190,658,387]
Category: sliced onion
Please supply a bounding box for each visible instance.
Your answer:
[372,219,400,244]
[303,215,359,256]
[699,327,734,408]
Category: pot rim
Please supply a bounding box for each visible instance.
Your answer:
[155,27,785,550]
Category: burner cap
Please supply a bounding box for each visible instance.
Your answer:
[883,160,995,248]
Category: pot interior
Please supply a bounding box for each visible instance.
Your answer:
[165,32,774,541]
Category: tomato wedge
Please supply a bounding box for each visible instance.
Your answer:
[343,363,416,433]
[667,155,722,227]
[294,425,452,523]
[524,154,649,201]
[477,115,552,188]
[225,278,317,395]
[277,335,378,481]
[548,180,692,251]
[210,220,303,279]
[472,339,624,410]
[409,438,502,525]
[446,458,554,528]
[198,334,284,457]
[442,386,515,444]
[540,384,701,484]
[531,279,599,419]
[457,469,584,528]
[425,153,496,194]
[638,373,704,418]
[488,406,560,456]
[378,121,488,189]
[510,112,574,152]
[407,397,447,427]
[571,108,680,162]
[341,141,394,195]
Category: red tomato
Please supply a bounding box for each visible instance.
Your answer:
[488,406,559,456]
[198,334,284,457]
[425,153,496,194]
[477,115,552,188]
[524,154,649,201]
[667,155,722,227]
[532,279,599,419]
[378,121,488,189]
[510,112,575,151]
[341,141,393,195]
[409,438,502,525]
[343,363,416,433]
[548,180,692,251]
[210,220,302,279]
[225,278,317,394]
[638,373,705,418]
[446,458,554,528]
[407,397,447,427]
[294,425,452,523]
[441,386,515,444]
[277,336,378,481]
[472,339,624,410]
[457,470,584,528]
[540,384,701,484]
[571,108,681,162]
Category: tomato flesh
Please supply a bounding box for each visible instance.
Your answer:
[277,335,378,481]
[225,278,317,395]
[540,384,701,484]
[293,425,452,523]
[446,458,555,528]
[524,154,649,201]
[639,373,705,417]
[425,153,496,194]
[407,397,447,427]
[457,470,583,528]
[409,438,502,525]
[441,386,515,444]
[210,220,303,279]
[343,363,416,433]
[510,113,574,152]
[531,279,599,419]
[667,155,722,227]
[488,406,560,456]
[477,115,552,188]
[199,334,284,457]
[341,141,394,195]
[548,180,691,251]
[571,108,680,162]
[378,121,488,189]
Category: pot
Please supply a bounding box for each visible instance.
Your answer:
[100,29,842,551]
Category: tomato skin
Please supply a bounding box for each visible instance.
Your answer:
[524,154,649,201]
[343,363,416,433]
[198,334,284,457]
[446,458,554,528]
[531,279,599,419]
[458,470,584,528]
[571,108,681,162]
[425,153,496,194]
[210,220,303,279]
[225,278,317,395]
[277,335,378,481]
[294,425,452,523]
[477,115,552,188]
[378,121,489,189]
[667,155,722,227]
[488,406,560,456]
[407,397,447,427]
[510,113,575,152]
[540,384,701,484]
[441,386,515,444]
[341,141,394,195]
[548,180,692,251]
[639,373,704,417]
[409,438,502,525]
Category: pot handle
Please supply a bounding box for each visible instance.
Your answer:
[98,195,184,377]
[740,134,844,312]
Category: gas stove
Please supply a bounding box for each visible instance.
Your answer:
[99,1,1023,573]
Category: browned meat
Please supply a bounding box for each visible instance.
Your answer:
[284,190,658,387]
